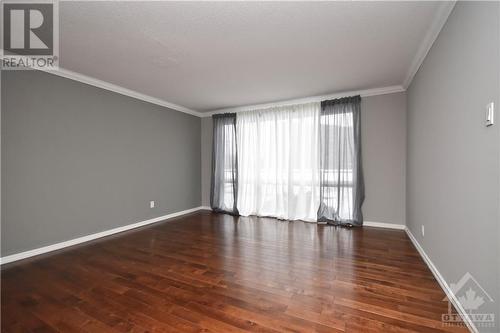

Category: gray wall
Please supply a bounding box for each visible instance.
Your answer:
[1,70,201,256]
[201,116,213,208]
[362,92,406,225]
[201,92,407,226]
[406,2,500,329]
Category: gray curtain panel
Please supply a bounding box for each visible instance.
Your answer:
[317,96,365,226]
[210,113,239,215]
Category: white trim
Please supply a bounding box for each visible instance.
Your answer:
[0,53,200,117]
[202,85,405,117]
[405,227,478,333]
[11,65,406,119]
[402,1,456,88]
[200,206,212,210]
[0,206,204,265]
[363,221,405,230]
[3,1,454,117]
[38,68,203,117]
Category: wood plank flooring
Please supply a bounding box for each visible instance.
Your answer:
[1,211,467,332]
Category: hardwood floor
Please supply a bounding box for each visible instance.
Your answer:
[1,211,467,332]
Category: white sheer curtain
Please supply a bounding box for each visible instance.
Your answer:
[236,102,321,222]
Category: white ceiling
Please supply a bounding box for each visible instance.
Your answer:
[59,1,452,113]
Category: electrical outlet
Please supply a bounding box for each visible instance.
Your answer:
[150,201,155,208]
[421,225,425,237]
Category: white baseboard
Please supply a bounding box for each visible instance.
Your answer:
[4,208,474,331]
[0,206,205,265]
[405,227,477,333]
[364,221,406,230]
[200,209,405,230]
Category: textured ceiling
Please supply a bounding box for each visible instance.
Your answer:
[60,1,445,112]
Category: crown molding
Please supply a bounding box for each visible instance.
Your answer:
[38,67,203,117]
[3,2,453,117]
[202,85,405,117]
[16,65,404,118]
[403,1,456,89]
[33,66,407,118]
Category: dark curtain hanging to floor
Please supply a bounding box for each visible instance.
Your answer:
[317,96,365,226]
[210,113,239,215]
